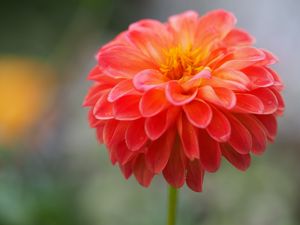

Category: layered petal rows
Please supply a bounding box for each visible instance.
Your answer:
[84,10,284,192]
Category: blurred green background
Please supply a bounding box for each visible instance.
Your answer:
[0,0,299,225]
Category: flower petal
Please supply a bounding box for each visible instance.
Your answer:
[222,28,255,47]
[163,143,186,188]
[221,144,251,171]
[198,130,222,172]
[133,69,166,92]
[113,95,142,120]
[198,86,236,109]
[146,129,176,173]
[186,160,205,192]
[183,99,212,128]
[242,66,274,88]
[93,93,114,120]
[232,93,264,114]
[236,114,267,155]
[255,114,277,142]
[250,88,278,114]
[206,107,231,142]
[133,154,155,187]
[177,114,199,160]
[111,140,135,165]
[108,79,138,102]
[125,119,148,151]
[219,47,265,70]
[228,115,252,154]
[166,81,198,106]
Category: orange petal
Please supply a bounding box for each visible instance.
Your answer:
[125,119,148,151]
[113,95,142,120]
[242,66,274,88]
[177,114,199,160]
[108,79,138,102]
[232,93,264,114]
[183,100,212,128]
[145,129,176,173]
[207,107,231,142]
[93,93,114,120]
[133,69,165,92]
[250,88,278,114]
[198,86,236,109]
[139,88,169,117]
[222,28,255,47]
[166,81,198,106]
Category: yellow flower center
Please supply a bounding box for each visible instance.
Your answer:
[159,46,207,80]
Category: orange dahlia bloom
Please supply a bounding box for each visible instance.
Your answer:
[84,10,284,192]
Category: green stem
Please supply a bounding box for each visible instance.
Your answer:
[167,186,179,225]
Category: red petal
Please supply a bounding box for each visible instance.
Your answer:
[145,129,176,173]
[133,154,155,187]
[93,93,114,120]
[198,130,221,172]
[183,100,212,128]
[186,160,205,192]
[133,69,165,92]
[96,124,105,144]
[207,107,231,142]
[163,143,186,188]
[125,119,148,151]
[140,88,169,117]
[255,114,277,142]
[113,95,142,120]
[236,114,267,155]
[111,140,135,165]
[108,80,138,102]
[221,144,251,171]
[222,28,255,47]
[178,114,199,160]
[228,115,252,154]
[198,86,236,109]
[103,121,128,147]
[250,88,278,114]
[242,66,274,88]
[83,83,113,107]
[270,88,285,115]
[145,110,167,140]
[119,161,133,179]
[233,93,264,114]
[255,49,278,66]
[166,81,198,106]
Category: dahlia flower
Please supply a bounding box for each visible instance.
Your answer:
[84,10,284,192]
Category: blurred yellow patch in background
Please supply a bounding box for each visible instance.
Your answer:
[0,57,54,145]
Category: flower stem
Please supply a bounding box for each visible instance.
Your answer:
[167,186,178,225]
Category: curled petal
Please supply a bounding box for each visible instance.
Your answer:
[219,47,265,70]
[255,49,278,66]
[198,130,222,172]
[183,99,212,128]
[113,95,142,120]
[93,93,114,120]
[222,28,255,47]
[233,93,264,114]
[255,114,277,142]
[198,86,236,109]
[178,114,199,160]
[166,81,198,106]
[227,115,252,154]
[108,79,138,102]
[181,69,211,90]
[133,69,166,92]
[250,88,278,114]
[139,88,169,117]
[146,129,176,173]
[133,154,155,187]
[186,160,205,192]
[242,66,274,88]
[207,107,231,142]
[125,119,148,151]
[221,144,251,171]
